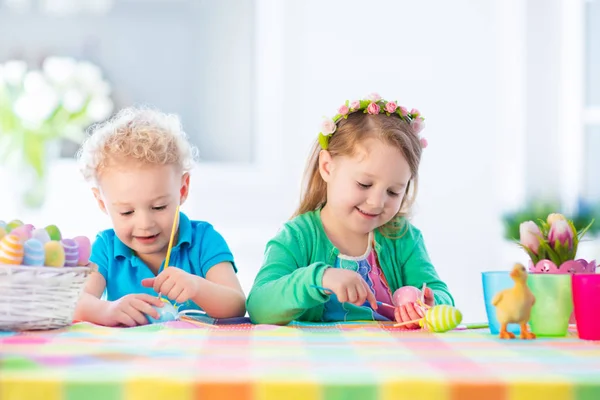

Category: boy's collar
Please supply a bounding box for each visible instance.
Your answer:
[113,211,192,261]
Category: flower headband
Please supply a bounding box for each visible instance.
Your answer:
[318,93,427,150]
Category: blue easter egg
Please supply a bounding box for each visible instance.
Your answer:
[146,301,178,324]
[23,238,45,266]
[0,220,6,228]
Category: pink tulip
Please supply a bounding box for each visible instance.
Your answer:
[519,221,542,255]
[548,219,574,250]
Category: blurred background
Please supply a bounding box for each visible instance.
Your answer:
[0,0,599,322]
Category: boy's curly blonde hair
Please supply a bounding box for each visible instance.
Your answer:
[77,107,198,183]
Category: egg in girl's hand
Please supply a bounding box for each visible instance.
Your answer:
[72,236,91,265]
[45,225,62,241]
[10,224,35,240]
[5,220,23,233]
[23,239,45,266]
[61,238,79,267]
[32,228,51,244]
[0,234,24,265]
[44,240,66,267]
[392,286,422,307]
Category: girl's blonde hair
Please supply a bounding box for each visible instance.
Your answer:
[77,106,198,183]
[293,112,423,236]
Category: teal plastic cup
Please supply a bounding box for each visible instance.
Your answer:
[482,271,520,335]
[528,273,573,337]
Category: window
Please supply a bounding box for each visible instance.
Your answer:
[0,0,255,163]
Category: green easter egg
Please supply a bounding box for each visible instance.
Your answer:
[44,240,65,267]
[6,220,23,233]
[45,225,62,241]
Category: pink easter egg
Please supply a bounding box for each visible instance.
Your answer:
[61,238,79,267]
[10,224,34,240]
[392,286,422,306]
[72,236,91,266]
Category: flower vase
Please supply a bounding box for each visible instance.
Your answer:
[528,259,598,324]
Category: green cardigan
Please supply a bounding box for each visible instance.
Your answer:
[246,210,454,325]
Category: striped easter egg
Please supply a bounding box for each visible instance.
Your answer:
[0,227,6,241]
[61,238,79,267]
[419,304,463,333]
[11,224,34,241]
[72,236,91,265]
[23,238,45,266]
[0,234,24,265]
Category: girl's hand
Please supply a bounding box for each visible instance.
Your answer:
[104,294,163,327]
[394,302,425,329]
[394,288,435,329]
[423,287,435,307]
[141,267,201,304]
[321,268,377,309]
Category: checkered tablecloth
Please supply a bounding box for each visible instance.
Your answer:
[1,319,599,400]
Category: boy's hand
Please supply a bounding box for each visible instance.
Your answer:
[321,268,377,309]
[104,294,163,327]
[141,267,201,304]
[423,287,435,307]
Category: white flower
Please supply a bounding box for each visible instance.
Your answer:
[75,61,103,89]
[43,56,77,85]
[14,90,59,128]
[62,88,86,113]
[86,96,114,121]
[320,118,337,135]
[3,60,28,86]
[23,71,49,93]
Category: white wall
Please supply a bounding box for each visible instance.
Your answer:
[1,0,556,323]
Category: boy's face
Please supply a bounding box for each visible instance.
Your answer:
[93,163,189,258]
[319,137,412,236]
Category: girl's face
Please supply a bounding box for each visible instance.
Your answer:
[93,163,189,258]
[319,137,412,237]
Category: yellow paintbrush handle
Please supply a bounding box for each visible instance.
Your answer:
[163,205,180,269]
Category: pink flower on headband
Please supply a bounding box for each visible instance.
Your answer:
[321,118,337,135]
[385,101,397,113]
[350,100,360,110]
[338,105,349,116]
[411,108,421,117]
[367,93,382,102]
[399,106,408,117]
[420,138,428,148]
[367,102,380,115]
[411,117,425,134]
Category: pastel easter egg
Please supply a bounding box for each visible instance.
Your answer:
[61,238,79,267]
[0,234,24,265]
[0,227,6,241]
[10,224,34,241]
[72,236,91,266]
[420,305,463,333]
[5,220,23,233]
[45,225,62,241]
[146,299,178,324]
[44,240,65,267]
[31,228,51,244]
[0,220,6,228]
[23,238,45,266]
[392,286,422,306]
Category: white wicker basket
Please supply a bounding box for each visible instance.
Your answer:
[0,264,91,331]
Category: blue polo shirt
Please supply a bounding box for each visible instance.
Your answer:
[89,212,236,311]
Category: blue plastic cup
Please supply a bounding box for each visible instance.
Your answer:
[482,271,521,335]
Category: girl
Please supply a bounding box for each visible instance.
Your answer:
[74,107,246,327]
[246,93,453,327]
